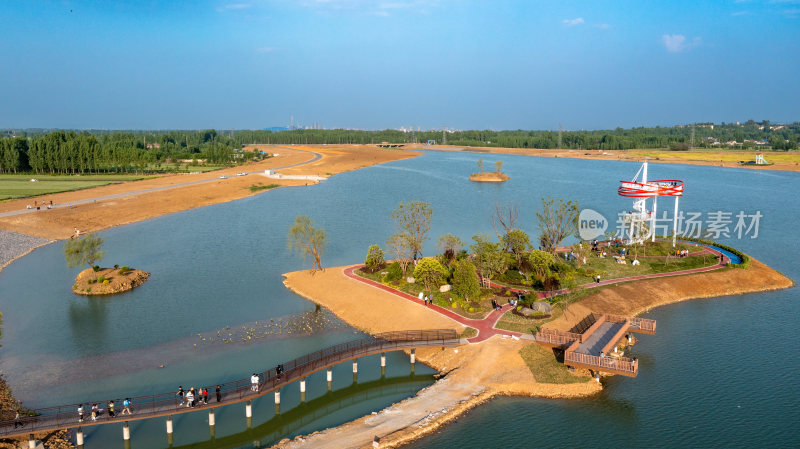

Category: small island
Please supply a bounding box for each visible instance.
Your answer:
[65,233,150,295]
[470,158,509,182]
[73,266,150,295]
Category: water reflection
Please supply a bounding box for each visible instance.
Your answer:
[68,296,110,355]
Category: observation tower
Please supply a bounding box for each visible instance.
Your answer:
[618,161,684,246]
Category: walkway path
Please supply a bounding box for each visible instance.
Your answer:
[344,242,728,344]
[0,146,322,219]
[0,330,459,440]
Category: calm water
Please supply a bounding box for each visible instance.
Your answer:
[1,150,798,447]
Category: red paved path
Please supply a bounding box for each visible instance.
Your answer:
[343,242,729,344]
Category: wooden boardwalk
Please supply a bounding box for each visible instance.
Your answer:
[0,329,462,440]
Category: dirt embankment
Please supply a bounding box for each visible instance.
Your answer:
[0,145,419,241]
[278,259,793,449]
[544,258,794,332]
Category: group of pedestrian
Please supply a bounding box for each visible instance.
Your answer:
[177,385,221,407]
[77,399,129,423]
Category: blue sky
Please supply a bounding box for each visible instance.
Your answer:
[1,0,798,130]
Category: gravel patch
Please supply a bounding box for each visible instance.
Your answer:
[0,230,51,270]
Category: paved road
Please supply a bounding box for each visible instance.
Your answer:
[0,145,322,219]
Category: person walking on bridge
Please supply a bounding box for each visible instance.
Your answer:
[108,400,115,418]
[216,385,222,403]
[176,386,185,406]
[251,373,260,392]
[203,388,209,405]
[122,398,132,415]
[77,404,85,422]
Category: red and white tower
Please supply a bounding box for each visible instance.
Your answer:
[618,161,684,246]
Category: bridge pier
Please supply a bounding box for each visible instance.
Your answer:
[166,415,174,446]
[76,428,84,447]
[381,352,386,378]
[123,421,131,447]
[275,389,281,414]
[209,409,216,439]
[410,348,416,375]
[352,359,358,383]
[300,378,307,403]
[246,400,253,429]
[326,368,333,392]
[28,434,36,449]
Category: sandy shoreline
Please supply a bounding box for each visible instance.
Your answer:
[278,260,793,448]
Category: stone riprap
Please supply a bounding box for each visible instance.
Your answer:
[0,230,51,270]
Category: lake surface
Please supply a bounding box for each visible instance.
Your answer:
[1,150,797,447]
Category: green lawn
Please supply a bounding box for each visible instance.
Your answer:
[518,343,590,384]
[0,174,151,200]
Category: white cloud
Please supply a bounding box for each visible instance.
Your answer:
[594,23,610,30]
[661,34,701,52]
[562,17,584,26]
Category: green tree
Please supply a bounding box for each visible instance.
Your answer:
[452,259,481,301]
[364,244,385,271]
[495,159,503,172]
[470,233,509,279]
[502,229,531,268]
[287,215,326,273]
[536,197,579,254]
[64,233,105,278]
[391,201,433,260]
[527,250,554,278]
[413,257,448,294]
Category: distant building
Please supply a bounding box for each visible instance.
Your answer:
[145,143,160,149]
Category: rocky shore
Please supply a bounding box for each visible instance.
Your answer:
[0,230,51,274]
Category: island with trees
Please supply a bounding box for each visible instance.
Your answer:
[469,158,509,182]
[65,233,150,295]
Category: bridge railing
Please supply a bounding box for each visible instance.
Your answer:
[533,328,582,346]
[0,329,460,437]
[605,314,656,333]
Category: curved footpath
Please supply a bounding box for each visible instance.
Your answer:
[343,242,729,343]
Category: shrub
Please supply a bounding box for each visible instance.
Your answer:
[114,264,119,269]
[98,275,106,282]
[103,280,110,285]
[383,262,403,283]
[92,265,100,272]
[120,266,130,271]
[364,244,386,272]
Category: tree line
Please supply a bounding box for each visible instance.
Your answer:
[3,121,798,173]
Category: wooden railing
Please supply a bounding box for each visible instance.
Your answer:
[533,328,582,346]
[604,314,657,334]
[564,351,637,375]
[0,329,461,438]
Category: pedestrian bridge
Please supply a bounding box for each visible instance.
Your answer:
[0,329,462,444]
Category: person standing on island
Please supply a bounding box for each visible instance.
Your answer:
[216,385,222,403]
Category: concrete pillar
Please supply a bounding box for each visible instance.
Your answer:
[381,353,386,378]
[209,408,216,439]
[300,379,307,403]
[275,389,281,414]
[246,399,253,429]
[352,359,358,383]
[410,349,416,375]
[327,368,333,391]
[123,421,131,440]
[76,429,84,447]
[166,416,174,446]
[28,435,35,449]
